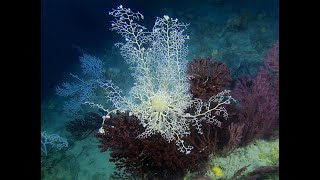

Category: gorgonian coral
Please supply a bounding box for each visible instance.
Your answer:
[89,5,235,154]
[232,41,279,144]
[55,53,106,116]
[187,57,232,100]
[96,112,200,178]
[65,112,102,140]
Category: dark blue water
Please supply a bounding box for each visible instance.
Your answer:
[41,0,278,101]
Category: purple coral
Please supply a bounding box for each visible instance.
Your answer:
[264,40,279,74]
[232,41,279,144]
[264,40,279,97]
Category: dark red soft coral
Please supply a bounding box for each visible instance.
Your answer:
[187,57,232,100]
[96,112,207,178]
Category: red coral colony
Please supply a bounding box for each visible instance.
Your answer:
[96,41,279,179]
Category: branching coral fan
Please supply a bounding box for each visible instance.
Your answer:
[232,40,279,144]
[187,57,232,100]
[65,112,102,140]
[55,53,106,116]
[97,112,200,178]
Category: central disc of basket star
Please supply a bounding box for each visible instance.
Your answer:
[149,92,173,131]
